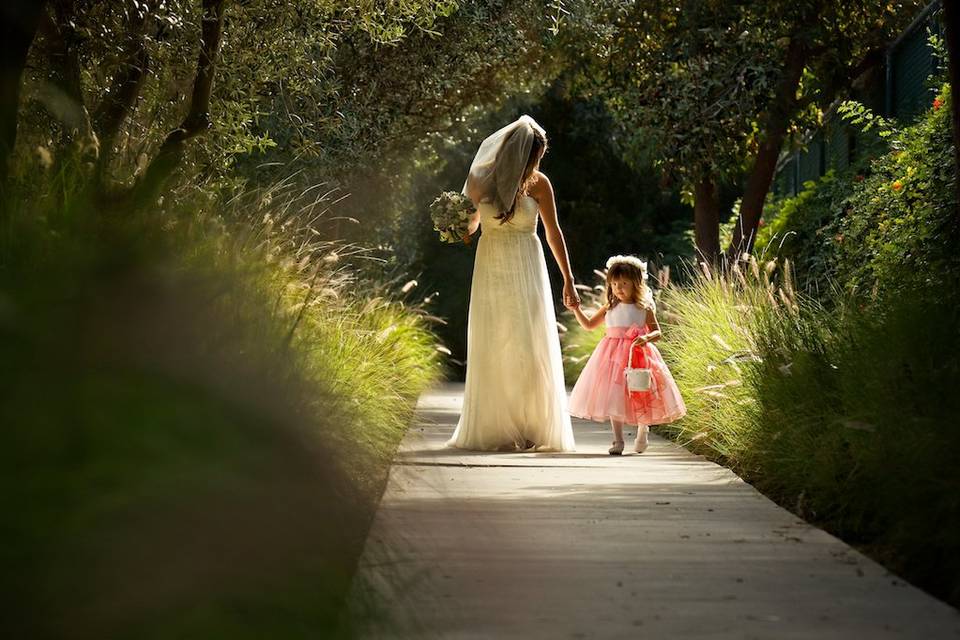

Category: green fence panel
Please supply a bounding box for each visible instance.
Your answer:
[892,22,938,121]
[825,122,849,172]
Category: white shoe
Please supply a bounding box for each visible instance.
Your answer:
[634,426,649,453]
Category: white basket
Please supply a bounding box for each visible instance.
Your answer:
[624,346,652,392]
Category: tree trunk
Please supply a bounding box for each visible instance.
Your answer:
[131,0,226,209]
[727,39,807,261]
[0,1,48,194]
[693,178,720,265]
[92,1,156,191]
[38,1,95,149]
[943,0,960,221]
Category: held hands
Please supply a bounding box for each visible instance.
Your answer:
[562,281,580,310]
[631,336,648,348]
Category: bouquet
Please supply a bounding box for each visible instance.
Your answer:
[429,191,474,244]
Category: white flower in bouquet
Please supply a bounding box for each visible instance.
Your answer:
[430,191,474,244]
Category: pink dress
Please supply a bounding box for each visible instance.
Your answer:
[568,303,686,426]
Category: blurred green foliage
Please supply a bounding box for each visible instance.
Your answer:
[0,171,442,636]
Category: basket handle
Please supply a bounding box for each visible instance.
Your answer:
[629,339,645,369]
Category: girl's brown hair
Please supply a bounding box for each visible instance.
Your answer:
[496,128,548,224]
[605,261,652,309]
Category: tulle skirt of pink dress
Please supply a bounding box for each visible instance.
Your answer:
[568,324,687,426]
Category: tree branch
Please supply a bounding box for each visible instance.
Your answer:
[797,45,887,113]
[727,38,808,260]
[726,39,887,261]
[36,0,93,144]
[92,4,153,183]
[131,0,227,209]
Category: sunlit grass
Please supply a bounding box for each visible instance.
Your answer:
[207,180,444,491]
[654,258,795,458]
[652,256,960,606]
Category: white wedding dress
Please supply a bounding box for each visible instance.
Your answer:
[447,195,576,451]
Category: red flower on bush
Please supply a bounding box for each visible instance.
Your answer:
[758,219,766,227]
[934,97,943,111]
[892,180,903,192]
[854,174,865,182]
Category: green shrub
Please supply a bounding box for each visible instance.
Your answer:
[833,84,959,299]
[752,169,858,292]
[754,83,959,302]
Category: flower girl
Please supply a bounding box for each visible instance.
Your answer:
[567,255,686,455]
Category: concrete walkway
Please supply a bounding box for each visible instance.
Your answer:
[350,384,960,639]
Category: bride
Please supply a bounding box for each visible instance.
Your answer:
[446,115,579,452]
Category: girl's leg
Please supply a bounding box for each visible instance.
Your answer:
[634,423,649,453]
[608,418,625,455]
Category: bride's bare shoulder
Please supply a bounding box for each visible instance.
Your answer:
[529,170,553,195]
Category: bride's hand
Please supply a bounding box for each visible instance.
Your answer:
[562,281,579,309]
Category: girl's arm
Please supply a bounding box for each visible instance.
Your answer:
[531,172,578,308]
[633,306,662,346]
[572,303,608,331]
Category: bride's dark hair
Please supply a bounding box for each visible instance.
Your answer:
[496,128,548,224]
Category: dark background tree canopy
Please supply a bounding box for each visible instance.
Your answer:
[1,0,955,373]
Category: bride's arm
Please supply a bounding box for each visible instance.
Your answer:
[464,185,483,241]
[531,172,578,307]
[463,209,481,242]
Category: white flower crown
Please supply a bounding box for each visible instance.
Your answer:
[605,254,648,274]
